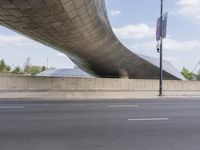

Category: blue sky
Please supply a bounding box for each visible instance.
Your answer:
[0,0,200,72]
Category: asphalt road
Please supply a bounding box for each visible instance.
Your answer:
[1,98,200,150]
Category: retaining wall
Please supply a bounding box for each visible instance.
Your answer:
[0,75,200,99]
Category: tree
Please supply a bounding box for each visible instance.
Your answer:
[0,58,51,76]
[0,59,6,72]
[29,66,43,75]
[42,66,46,71]
[0,59,11,73]
[181,67,194,80]
[12,66,22,74]
[194,70,200,81]
[6,65,11,72]
[23,57,32,74]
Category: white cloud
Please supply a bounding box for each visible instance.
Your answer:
[131,38,200,52]
[57,53,66,57]
[130,38,200,71]
[0,34,42,48]
[0,35,28,45]
[164,38,200,51]
[165,57,179,62]
[113,24,155,40]
[173,0,200,24]
[110,10,121,16]
[131,41,155,51]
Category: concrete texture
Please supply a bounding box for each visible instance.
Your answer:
[0,75,200,99]
[0,0,184,80]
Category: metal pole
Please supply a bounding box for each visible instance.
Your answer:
[159,0,163,96]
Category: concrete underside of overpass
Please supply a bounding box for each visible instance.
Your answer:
[0,0,184,80]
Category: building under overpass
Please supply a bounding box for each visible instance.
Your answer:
[37,68,92,78]
[0,0,184,80]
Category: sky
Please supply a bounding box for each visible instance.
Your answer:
[0,0,200,72]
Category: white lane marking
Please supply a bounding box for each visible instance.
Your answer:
[108,105,139,108]
[0,106,26,109]
[128,118,169,121]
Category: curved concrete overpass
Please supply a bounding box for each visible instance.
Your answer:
[0,0,184,79]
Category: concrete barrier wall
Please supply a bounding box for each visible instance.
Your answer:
[1,75,200,92]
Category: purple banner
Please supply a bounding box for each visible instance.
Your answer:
[156,17,161,41]
[156,13,168,41]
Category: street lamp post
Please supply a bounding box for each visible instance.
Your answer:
[159,0,163,96]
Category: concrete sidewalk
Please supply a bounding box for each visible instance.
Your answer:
[1,90,200,100]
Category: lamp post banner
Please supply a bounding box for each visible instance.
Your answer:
[156,12,168,41]
[156,17,161,41]
[162,13,168,38]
